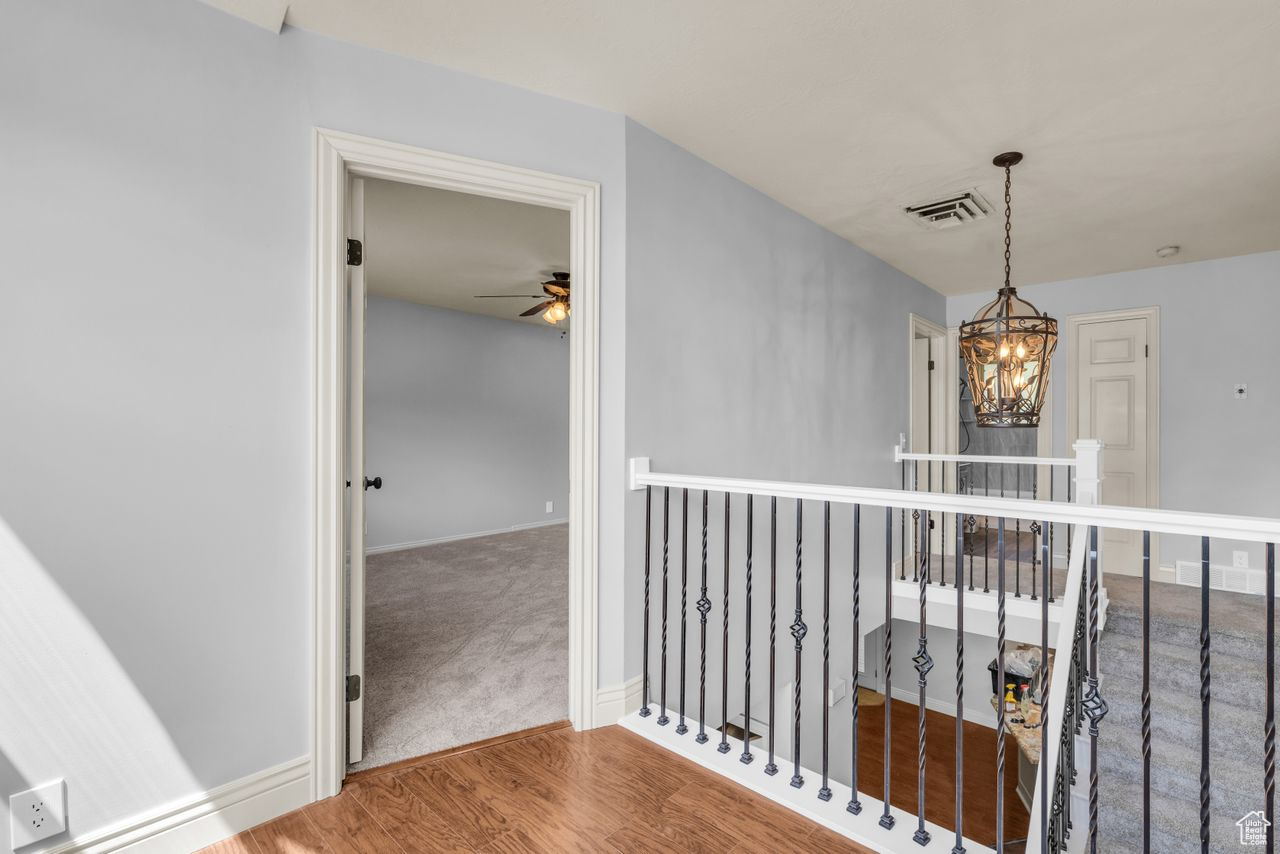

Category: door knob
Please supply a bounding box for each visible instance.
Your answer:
[364,476,382,491]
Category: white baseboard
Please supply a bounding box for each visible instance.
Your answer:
[889,687,996,730]
[594,675,643,726]
[365,518,569,555]
[48,756,310,854]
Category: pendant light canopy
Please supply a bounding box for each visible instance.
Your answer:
[959,152,1058,427]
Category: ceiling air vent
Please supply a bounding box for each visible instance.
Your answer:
[903,189,991,230]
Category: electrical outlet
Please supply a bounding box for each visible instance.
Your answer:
[1234,383,1248,400]
[10,780,66,849]
[545,501,553,514]
[1234,550,1250,569]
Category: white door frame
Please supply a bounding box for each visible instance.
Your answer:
[1066,306,1161,569]
[310,128,601,800]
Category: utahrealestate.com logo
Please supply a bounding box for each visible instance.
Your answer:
[1237,811,1271,846]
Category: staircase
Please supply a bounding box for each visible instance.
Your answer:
[1097,575,1275,853]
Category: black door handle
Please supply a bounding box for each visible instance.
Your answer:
[364,476,382,491]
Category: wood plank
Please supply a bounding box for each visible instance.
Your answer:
[303,790,402,853]
[345,720,571,784]
[345,774,473,854]
[251,811,331,854]
[396,762,510,848]
[197,831,264,854]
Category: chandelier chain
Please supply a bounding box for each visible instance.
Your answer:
[1003,164,1013,290]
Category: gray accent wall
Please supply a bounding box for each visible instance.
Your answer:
[0,0,625,845]
[624,119,947,781]
[363,297,569,549]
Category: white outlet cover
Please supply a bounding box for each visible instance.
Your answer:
[545,500,554,513]
[1234,550,1250,569]
[1234,383,1248,399]
[10,779,66,849]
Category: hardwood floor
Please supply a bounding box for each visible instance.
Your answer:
[855,696,1029,848]
[198,724,873,853]
[199,701,1027,854]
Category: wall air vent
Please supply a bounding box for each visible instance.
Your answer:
[903,189,991,229]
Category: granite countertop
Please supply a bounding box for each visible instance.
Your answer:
[990,695,1044,763]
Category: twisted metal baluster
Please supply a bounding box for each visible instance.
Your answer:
[1142,530,1152,852]
[740,494,754,763]
[696,491,710,743]
[880,505,895,830]
[1030,521,1040,601]
[658,487,670,726]
[1014,468,1022,599]
[818,502,832,799]
[790,499,806,786]
[1048,466,1056,603]
[719,493,731,753]
[996,517,1007,852]
[913,508,933,846]
[848,504,863,815]
[900,459,907,581]
[1267,542,1276,854]
[765,497,778,771]
[983,464,991,593]
[677,489,689,734]
[1040,516,1051,847]
[953,511,966,854]
[1199,535,1211,853]
[640,485,652,717]
[1082,527,1109,854]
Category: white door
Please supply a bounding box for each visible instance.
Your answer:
[346,177,367,764]
[1074,314,1151,575]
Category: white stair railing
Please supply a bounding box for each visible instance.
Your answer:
[625,456,1280,854]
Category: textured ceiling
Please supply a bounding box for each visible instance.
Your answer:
[209,0,1280,295]
[363,179,569,327]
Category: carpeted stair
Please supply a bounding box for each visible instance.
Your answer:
[1093,575,1275,853]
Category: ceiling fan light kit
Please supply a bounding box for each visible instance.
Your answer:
[475,271,571,324]
[958,151,1059,428]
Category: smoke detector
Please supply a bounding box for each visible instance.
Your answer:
[903,189,991,230]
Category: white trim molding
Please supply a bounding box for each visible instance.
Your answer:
[312,128,602,801]
[364,518,569,555]
[47,757,310,854]
[594,675,644,725]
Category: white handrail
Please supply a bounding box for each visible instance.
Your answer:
[1025,525,1088,854]
[895,446,1078,468]
[628,458,1280,544]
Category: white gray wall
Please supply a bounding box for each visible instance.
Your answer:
[948,250,1280,566]
[624,119,947,780]
[0,1,625,847]
[364,298,568,549]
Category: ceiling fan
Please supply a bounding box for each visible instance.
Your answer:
[474,272,571,324]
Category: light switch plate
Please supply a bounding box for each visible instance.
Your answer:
[1234,550,1250,569]
[545,501,554,514]
[10,780,65,849]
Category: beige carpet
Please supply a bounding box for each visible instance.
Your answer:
[349,523,568,772]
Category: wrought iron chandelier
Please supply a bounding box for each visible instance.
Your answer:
[959,152,1058,427]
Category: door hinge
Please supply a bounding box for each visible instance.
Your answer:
[346,674,361,702]
[928,360,935,371]
[346,238,363,266]
[1145,344,1149,358]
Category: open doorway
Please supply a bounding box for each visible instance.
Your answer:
[310,130,602,797]
[344,177,572,772]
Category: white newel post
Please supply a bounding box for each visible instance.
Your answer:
[1071,439,1103,507]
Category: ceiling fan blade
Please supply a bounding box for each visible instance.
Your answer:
[473,294,545,299]
[520,300,554,317]
[542,283,569,297]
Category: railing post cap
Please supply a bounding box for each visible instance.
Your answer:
[628,457,651,491]
[1072,439,1104,450]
